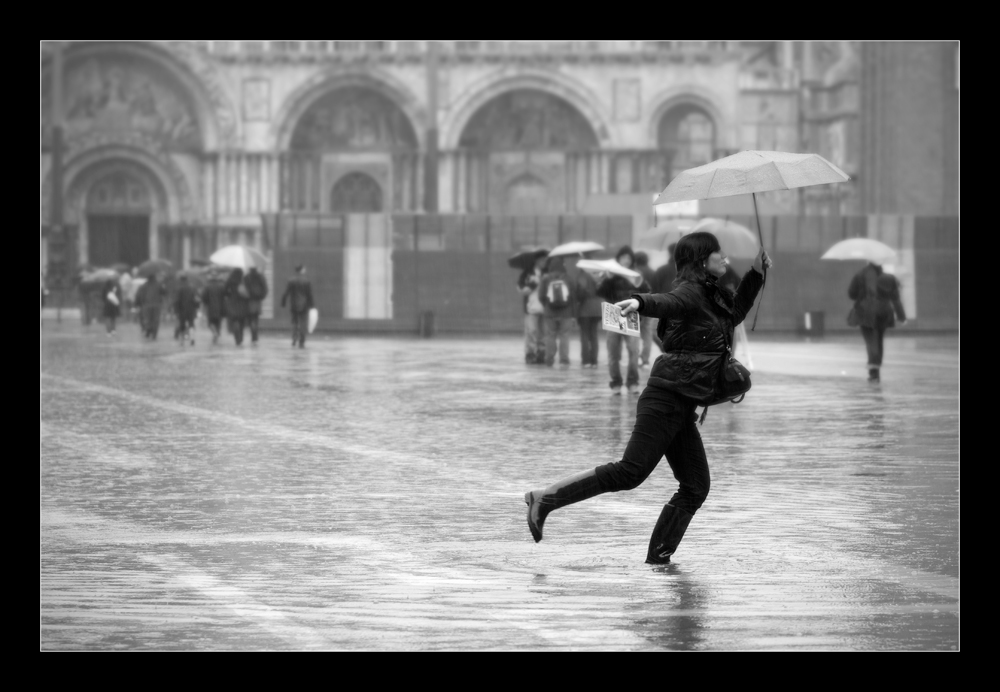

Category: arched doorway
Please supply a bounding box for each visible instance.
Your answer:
[288,86,418,212]
[330,172,383,213]
[506,174,548,216]
[658,105,716,183]
[459,89,599,214]
[86,169,152,268]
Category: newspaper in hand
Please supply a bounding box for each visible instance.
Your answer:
[601,301,640,336]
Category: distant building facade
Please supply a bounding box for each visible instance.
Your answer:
[41,40,958,273]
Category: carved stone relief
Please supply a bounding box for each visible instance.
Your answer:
[43,56,201,152]
[460,89,598,150]
[292,87,418,151]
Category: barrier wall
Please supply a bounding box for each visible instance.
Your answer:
[262,213,958,334]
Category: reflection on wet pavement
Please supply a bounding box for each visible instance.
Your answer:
[41,323,959,650]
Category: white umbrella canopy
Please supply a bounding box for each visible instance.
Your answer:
[548,241,605,257]
[821,238,897,264]
[210,245,268,270]
[576,258,642,281]
[690,218,761,259]
[654,150,850,205]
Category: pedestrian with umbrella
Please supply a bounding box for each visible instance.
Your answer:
[223,267,250,346]
[524,232,772,563]
[510,247,549,364]
[654,149,849,329]
[823,238,907,382]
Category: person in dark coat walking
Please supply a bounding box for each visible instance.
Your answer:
[280,265,314,348]
[224,268,250,346]
[243,266,269,345]
[848,262,907,382]
[173,275,199,345]
[525,232,771,564]
[538,256,574,366]
[101,279,122,336]
[573,263,602,368]
[200,274,227,345]
[597,245,650,394]
[135,274,166,340]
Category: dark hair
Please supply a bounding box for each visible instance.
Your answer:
[545,256,565,273]
[673,231,721,286]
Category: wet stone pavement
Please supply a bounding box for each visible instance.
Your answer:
[40,320,959,651]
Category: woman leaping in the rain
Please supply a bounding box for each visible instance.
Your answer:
[524,231,772,563]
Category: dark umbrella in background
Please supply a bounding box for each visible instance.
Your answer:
[655,150,850,328]
[507,246,551,271]
[136,258,174,278]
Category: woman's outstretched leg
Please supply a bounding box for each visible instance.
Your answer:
[526,388,688,544]
[524,468,604,542]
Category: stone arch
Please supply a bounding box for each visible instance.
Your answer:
[45,139,196,225]
[273,69,428,151]
[42,41,236,152]
[442,70,613,150]
[329,171,384,213]
[647,86,731,150]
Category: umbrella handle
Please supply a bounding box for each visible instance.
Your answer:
[751,192,766,332]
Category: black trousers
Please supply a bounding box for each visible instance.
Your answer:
[594,387,710,516]
[291,311,307,346]
[859,325,886,367]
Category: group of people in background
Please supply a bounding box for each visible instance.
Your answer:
[518,245,680,395]
[97,266,284,347]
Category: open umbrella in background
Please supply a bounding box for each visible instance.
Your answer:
[79,267,119,287]
[135,259,173,278]
[210,245,268,271]
[576,258,644,286]
[507,246,550,271]
[655,150,850,328]
[821,238,897,265]
[548,241,605,258]
[689,218,760,259]
[638,218,697,250]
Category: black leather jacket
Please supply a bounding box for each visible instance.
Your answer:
[633,268,764,403]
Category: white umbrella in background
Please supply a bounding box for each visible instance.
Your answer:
[547,241,605,257]
[576,258,644,287]
[210,245,268,270]
[821,238,897,265]
[689,218,761,259]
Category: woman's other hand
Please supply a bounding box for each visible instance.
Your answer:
[753,249,774,273]
[616,298,639,316]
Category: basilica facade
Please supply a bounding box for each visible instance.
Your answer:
[41,41,958,333]
[40,41,818,269]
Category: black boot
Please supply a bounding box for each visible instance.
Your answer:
[524,469,603,543]
[645,504,694,564]
[868,367,880,382]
